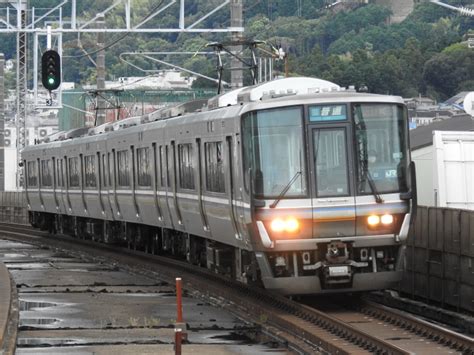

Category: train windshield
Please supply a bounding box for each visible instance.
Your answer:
[353,103,408,194]
[242,106,307,198]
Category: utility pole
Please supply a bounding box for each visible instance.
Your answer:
[0,53,4,191]
[230,0,243,89]
[14,0,27,189]
[96,14,106,126]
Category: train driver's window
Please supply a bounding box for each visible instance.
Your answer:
[314,128,349,197]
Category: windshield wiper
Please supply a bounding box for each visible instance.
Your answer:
[361,161,383,203]
[365,168,384,204]
[269,171,301,209]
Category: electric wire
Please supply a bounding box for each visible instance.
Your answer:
[63,0,165,59]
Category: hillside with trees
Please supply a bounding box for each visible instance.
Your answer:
[0,0,472,100]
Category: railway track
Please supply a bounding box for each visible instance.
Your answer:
[1,222,472,355]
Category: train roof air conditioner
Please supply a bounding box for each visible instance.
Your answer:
[237,77,341,103]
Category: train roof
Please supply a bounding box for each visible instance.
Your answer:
[27,77,404,149]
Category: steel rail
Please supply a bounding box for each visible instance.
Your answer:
[359,300,473,353]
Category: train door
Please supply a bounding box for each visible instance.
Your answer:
[110,149,121,219]
[158,145,173,227]
[167,142,183,229]
[57,157,66,213]
[226,136,244,243]
[100,153,113,219]
[308,122,356,239]
[63,156,72,214]
[52,157,59,211]
[151,143,163,224]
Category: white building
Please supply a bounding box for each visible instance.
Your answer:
[410,114,474,209]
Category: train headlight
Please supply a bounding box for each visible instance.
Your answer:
[285,217,299,233]
[270,217,300,233]
[381,214,393,225]
[367,215,380,226]
[271,218,285,232]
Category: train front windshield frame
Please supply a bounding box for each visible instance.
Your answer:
[353,103,409,195]
[242,106,307,199]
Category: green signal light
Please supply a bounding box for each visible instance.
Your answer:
[48,77,55,85]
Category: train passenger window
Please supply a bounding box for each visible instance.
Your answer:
[84,155,97,188]
[27,161,38,187]
[313,129,349,197]
[108,153,113,187]
[117,150,130,187]
[102,154,107,188]
[178,143,195,190]
[137,147,151,187]
[68,157,80,187]
[40,159,53,187]
[159,146,167,187]
[205,141,225,193]
[56,159,63,187]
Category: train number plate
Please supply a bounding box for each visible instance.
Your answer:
[328,265,349,277]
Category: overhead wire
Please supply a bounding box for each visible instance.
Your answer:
[63,0,165,59]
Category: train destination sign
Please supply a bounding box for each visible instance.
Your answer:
[309,104,347,122]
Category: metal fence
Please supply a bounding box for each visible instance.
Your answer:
[0,191,28,225]
[400,206,474,313]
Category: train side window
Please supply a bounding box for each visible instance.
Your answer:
[84,155,97,188]
[68,157,80,187]
[40,159,53,187]
[27,161,38,187]
[178,143,195,190]
[56,159,63,187]
[136,147,151,187]
[108,153,113,187]
[102,154,107,188]
[159,146,167,187]
[205,141,225,193]
[117,150,130,187]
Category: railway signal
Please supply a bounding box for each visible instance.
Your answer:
[41,49,61,91]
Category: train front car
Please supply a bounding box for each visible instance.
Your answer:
[242,91,413,294]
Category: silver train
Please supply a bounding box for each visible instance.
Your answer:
[23,77,415,295]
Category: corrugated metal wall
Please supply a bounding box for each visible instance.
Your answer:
[0,191,28,224]
[400,206,474,313]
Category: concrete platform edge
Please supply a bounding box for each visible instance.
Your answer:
[0,262,18,355]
